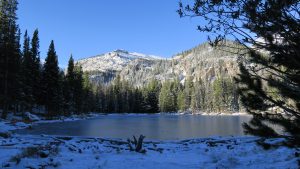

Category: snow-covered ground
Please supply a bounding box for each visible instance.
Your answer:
[0,134,298,169]
[0,116,299,169]
[0,121,31,133]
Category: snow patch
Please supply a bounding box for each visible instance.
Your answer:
[0,135,298,169]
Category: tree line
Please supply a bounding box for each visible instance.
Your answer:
[94,76,240,114]
[0,0,241,118]
[0,0,96,118]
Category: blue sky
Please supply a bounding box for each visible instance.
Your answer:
[17,0,207,68]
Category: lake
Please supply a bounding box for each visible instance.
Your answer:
[16,114,252,140]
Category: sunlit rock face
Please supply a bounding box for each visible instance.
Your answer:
[77,41,242,86]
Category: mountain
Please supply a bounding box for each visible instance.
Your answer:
[76,49,164,84]
[76,41,242,86]
[77,49,162,72]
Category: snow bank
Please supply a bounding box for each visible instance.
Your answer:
[0,120,31,133]
[24,112,40,122]
[0,135,298,169]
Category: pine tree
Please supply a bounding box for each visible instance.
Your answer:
[0,0,21,118]
[20,30,42,112]
[73,64,84,113]
[159,81,178,112]
[81,72,94,113]
[133,88,143,113]
[183,77,193,109]
[179,0,300,142]
[120,80,130,112]
[190,83,198,111]
[112,75,121,113]
[94,84,104,112]
[20,30,34,111]
[144,79,161,113]
[30,29,42,107]
[177,89,186,111]
[65,55,76,113]
[62,74,70,115]
[42,40,63,116]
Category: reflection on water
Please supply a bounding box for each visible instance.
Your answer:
[16,114,252,140]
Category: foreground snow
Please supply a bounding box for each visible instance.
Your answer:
[0,134,298,169]
[0,117,299,169]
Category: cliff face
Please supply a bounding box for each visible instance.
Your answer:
[77,41,242,86]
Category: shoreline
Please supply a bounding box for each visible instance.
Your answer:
[1,115,298,169]
[0,112,252,134]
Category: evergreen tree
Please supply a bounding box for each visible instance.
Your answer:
[178,0,300,142]
[213,77,233,112]
[113,75,121,113]
[120,80,131,113]
[159,81,178,112]
[65,55,76,113]
[177,89,186,111]
[144,79,161,113]
[81,72,94,113]
[30,29,42,107]
[133,88,143,113]
[190,80,201,112]
[20,30,34,111]
[62,74,70,115]
[0,0,21,118]
[73,64,84,113]
[42,40,63,116]
[94,84,104,112]
[183,77,193,110]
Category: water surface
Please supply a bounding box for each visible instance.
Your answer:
[17,114,252,140]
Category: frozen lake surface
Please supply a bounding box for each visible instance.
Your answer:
[17,114,252,140]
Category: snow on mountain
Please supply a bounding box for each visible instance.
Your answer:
[76,41,243,86]
[118,41,241,86]
[77,49,163,72]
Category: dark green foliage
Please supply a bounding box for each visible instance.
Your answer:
[159,80,179,112]
[94,76,148,113]
[0,0,21,118]
[177,88,186,111]
[20,29,42,112]
[178,0,300,142]
[81,72,96,113]
[73,65,84,113]
[143,79,161,113]
[64,55,84,114]
[0,0,103,117]
[41,41,63,116]
[212,77,236,112]
[90,75,240,114]
[20,30,34,110]
[30,29,42,107]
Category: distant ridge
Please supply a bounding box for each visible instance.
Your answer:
[76,41,241,86]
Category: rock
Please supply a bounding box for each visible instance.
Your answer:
[39,151,49,158]
[0,132,11,138]
[2,162,10,168]
[24,112,40,122]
